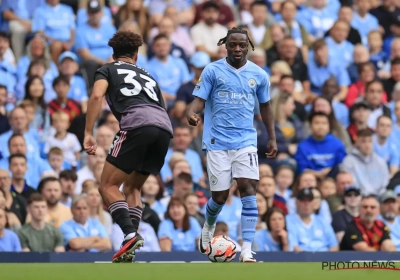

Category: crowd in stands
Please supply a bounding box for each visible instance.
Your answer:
[1,0,400,253]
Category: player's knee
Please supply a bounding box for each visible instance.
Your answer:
[211,190,229,205]
[237,178,257,196]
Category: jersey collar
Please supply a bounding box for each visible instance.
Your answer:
[223,59,249,73]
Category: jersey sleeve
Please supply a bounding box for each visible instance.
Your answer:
[94,65,109,82]
[381,225,391,243]
[192,65,214,101]
[342,223,364,248]
[256,70,271,104]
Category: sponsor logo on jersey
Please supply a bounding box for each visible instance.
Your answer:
[248,78,256,88]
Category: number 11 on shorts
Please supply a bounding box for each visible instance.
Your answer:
[248,153,258,167]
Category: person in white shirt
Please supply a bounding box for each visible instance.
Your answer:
[190,1,227,60]
[75,147,106,194]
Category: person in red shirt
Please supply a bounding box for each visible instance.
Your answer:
[48,76,81,122]
[347,100,373,143]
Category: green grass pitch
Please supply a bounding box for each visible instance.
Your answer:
[1,263,400,280]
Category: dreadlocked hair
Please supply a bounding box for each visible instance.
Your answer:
[217,27,255,51]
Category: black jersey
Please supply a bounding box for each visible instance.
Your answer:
[94,61,173,136]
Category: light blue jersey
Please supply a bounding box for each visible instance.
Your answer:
[253,229,294,252]
[193,59,270,151]
[378,215,400,251]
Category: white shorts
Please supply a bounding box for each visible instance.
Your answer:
[206,146,259,192]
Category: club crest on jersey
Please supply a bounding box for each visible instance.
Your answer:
[248,78,256,88]
[210,175,218,186]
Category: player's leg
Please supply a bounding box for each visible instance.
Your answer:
[232,146,259,262]
[105,129,147,262]
[199,150,232,254]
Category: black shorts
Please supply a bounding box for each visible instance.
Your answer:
[106,126,171,175]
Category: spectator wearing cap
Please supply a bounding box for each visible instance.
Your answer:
[378,190,400,250]
[60,195,111,252]
[286,188,338,252]
[190,2,228,60]
[75,0,117,88]
[351,0,379,46]
[307,39,350,98]
[147,17,188,64]
[347,100,372,143]
[59,170,77,207]
[1,0,46,60]
[77,0,113,27]
[340,195,396,251]
[147,34,191,107]
[174,52,210,119]
[331,185,361,243]
[325,21,354,68]
[373,115,400,177]
[295,112,346,179]
[32,0,76,63]
[341,129,389,196]
[58,52,88,113]
[370,0,400,38]
[16,35,59,83]
[364,80,391,130]
[149,13,195,57]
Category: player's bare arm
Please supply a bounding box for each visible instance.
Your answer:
[186,97,205,126]
[259,101,278,158]
[84,79,109,155]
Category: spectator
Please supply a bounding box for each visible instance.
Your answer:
[370,0,400,38]
[195,0,236,29]
[22,76,50,131]
[255,191,268,230]
[0,208,21,252]
[174,52,210,119]
[47,147,66,175]
[59,170,77,207]
[75,0,116,87]
[325,6,362,45]
[266,25,292,67]
[98,111,119,135]
[32,0,76,62]
[0,107,40,160]
[326,21,354,67]
[369,31,388,77]
[148,0,193,27]
[258,176,287,214]
[190,1,228,60]
[114,0,149,38]
[277,75,307,121]
[77,0,113,27]
[58,52,88,112]
[0,169,27,225]
[335,171,355,197]
[383,58,400,98]
[373,115,400,177]
[0,32,16,96]
[254,207,293,251]
[17,193,64,252]
[95,125,114,153]
[38,177,72,227]
[340,129,389,196]
[44,111,81,168]
[378,190,400,250]
[60,195,111,252]
[274,165,294,201]
[160,125,203,184]
[82,184,112,236]
[147,34,191,107]
[9,154,36,200]
[319,178,336,200]
[184,192,205,227]
[1,0,46,60]
[286,188,338,252]
[247,1,271,50]
[158,197,201,252]
[364,80,391,129]
[347,100,373,143]
[0,85,10,135]
[0,188,21,230]
[248,48,269,73]
[331,185,361,243]
[351,0,379,46]
[75,147,106,194]
[308,39,350,98]
[48,76,82,122]
[142,175,166,220]
[161,172,195,206]
[340,195,396,251]
[347,44,370,84]
[346,62,388,108]
[0,133,52,189]
[295,112,346,178]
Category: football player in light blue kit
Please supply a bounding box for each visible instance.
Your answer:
[186,27,278,262]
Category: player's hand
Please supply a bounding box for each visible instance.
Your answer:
[266,139,278,158]
[84,134,97,155]
[187,113,200,126]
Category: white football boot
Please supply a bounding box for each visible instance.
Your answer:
[239,249,257,262]
[198,223,216,254]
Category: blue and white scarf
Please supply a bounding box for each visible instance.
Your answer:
[280,20,303,47]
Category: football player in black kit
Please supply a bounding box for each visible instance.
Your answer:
[84,31,173,263]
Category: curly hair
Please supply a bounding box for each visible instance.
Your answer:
[108,31,144,59]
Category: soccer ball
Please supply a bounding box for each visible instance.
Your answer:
[207,235,237,262]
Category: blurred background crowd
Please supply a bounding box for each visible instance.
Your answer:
[0,0,400,253]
